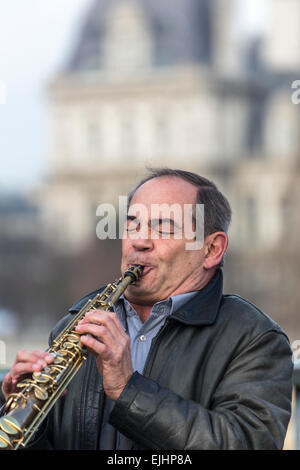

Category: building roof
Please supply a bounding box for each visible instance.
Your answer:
[65,0,213,72]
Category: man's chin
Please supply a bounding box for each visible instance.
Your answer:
[125,285,160,306]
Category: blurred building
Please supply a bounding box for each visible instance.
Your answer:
[0,193,69,336]
[34,0,300,332]
[0,194,39,246]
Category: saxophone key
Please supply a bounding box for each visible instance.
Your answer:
[33,372,55,384]
[0,417,21,436]
[66,333,81,343]
[0,430,12,449]
[34,387,48,401]
[52,352,69,365]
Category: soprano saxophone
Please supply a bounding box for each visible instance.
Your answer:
[0,265,143,450]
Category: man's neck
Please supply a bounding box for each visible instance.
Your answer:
[127,268,217,323]
[129,303,153,323]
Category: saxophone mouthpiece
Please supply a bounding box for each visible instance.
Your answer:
[124,265,144,282]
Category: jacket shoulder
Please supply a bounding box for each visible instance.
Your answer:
[220,293,289,340]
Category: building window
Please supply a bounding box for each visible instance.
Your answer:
[281,197,293,236]
[154,116,169,154]
[87,121,101,158]
[246,97,264,155]
[120,118,135,156]
[245,196,258,243]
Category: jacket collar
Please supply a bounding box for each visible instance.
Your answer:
[170,268,223,326]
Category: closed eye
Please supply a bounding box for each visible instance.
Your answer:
[151,218,181,235]
[126,216,140,232]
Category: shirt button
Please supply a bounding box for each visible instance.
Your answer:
[139,335,147,342]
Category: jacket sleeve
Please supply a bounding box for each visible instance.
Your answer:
[109,330,293,450]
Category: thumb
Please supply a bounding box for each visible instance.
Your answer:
[2,372,13,399]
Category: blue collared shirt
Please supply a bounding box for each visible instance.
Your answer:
[114,291,198,375]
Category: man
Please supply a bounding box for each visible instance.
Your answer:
[1,168,293,449]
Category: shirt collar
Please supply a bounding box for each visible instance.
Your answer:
[118,290,199,320]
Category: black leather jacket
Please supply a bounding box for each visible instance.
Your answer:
[27,269,293,450]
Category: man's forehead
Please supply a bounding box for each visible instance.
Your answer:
[130,176,198,206]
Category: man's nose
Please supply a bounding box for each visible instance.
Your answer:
[131,230,154,251]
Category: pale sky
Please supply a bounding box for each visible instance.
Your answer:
[0,0,267,194]
[0,0,88,193]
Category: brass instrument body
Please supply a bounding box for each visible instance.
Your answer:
[0,266,143,450]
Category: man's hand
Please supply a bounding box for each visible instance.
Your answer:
[1,350,54,401]
[75,310,133,401]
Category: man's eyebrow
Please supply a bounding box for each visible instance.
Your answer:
[126,214,139,221]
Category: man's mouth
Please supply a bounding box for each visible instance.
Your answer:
[130,264,154,277]
[141,266,153,276]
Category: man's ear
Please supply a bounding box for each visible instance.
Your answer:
[203,232,228,269]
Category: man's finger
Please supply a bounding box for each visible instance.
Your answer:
[80,334,110,359]
[2,373,12,392]
[76,318,128,354]
[76,322,112,344]
[11,361,42,379]
[10,353,54,380]
[15,350,53,365]
[80,310,127,341]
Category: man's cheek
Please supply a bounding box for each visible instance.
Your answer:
[121,238,131,256]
